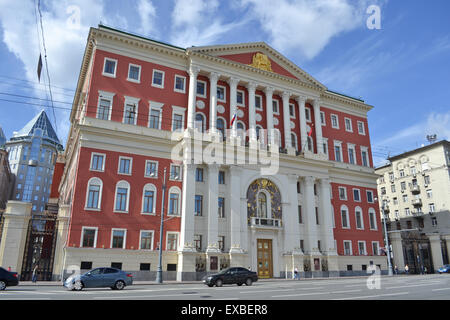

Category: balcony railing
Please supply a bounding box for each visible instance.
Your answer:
[412,199,422,207]
[249,217,282,229]
[410,185,420,195]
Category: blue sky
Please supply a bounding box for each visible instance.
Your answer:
[0,0,449,166]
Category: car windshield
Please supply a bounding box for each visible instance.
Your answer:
[218,268,231,275]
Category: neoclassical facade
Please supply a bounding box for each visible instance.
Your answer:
[54,25,386,281]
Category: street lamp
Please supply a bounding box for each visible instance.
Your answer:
[156,168,167,284]
[376,197,393,276]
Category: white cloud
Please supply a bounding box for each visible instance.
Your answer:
[239,0,374,60]
[136,0,157,37]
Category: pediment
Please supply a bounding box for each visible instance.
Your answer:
[189,42,326,90]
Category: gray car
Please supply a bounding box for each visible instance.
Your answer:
[64,267,133,291]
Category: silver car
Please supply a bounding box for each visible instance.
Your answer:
[64,267,133,291]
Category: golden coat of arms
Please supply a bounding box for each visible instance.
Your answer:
[249,52,273,72]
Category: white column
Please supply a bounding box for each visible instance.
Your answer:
[247,81,257,142]
[209,72,219,134]
[303,176,319,255]
[428,234,444,273]
[296,96,308,152]
[207,164,220,253]
[313,99,323,154]
[179,163,196,251]
[187,66,200,129]
[318,178,336,255]
[264,86,274,145]
[228,77,239,138]
[282,91,292,150]
[229,166,243,253]
[284,175,300,253]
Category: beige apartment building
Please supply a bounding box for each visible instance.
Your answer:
[375,140,450,273]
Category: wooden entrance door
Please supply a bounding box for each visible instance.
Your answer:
[257,239,273,278]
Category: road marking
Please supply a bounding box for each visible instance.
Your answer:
[385,283,443,289]
[272,291,330,298]
[330,289,363,294]
[432,288,450,292]
[333,292,409,300]
[239,287,324,294]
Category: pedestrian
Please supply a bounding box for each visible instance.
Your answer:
[7,266,11,272]
[294,267,299,280]
[394,265,398,275]
[32,265,38,283]
[404,264,409,275]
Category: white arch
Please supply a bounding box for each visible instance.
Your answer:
[85,177,103,210]
[195,112,206,133]
[168,186,182,215]
[290,132,298,150]
[142,183,157,214]
[340,204,350,229]
[355,206,364,229]
[114,180,130,212]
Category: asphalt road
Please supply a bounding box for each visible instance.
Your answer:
[1,274,449,300]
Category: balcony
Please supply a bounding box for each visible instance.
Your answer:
[249,217,282,229]
[412,198,422,207]
[410,185,420,195]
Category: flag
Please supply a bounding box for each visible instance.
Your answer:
[230,112,237,128]
[308,122,314,137]
[37,54,43,82]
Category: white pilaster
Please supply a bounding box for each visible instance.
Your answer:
[264,87,275,145]
[296,96,307,152]
[282,91,292,150]
[229,166,243,253]
[428,234,444,273]
[207,164,220,253]
[303,176,319,255]
[228,77,239,138]
[187,65,200,129]
[284,174,300,253]
[313,99,323,154]
[179,163,196,252]
[318,178,336,255]
[247,81,257,143]
[209,72,219,134]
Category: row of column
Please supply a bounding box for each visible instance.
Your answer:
[186,65,324,154]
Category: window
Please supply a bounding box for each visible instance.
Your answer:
[431,217,438,227]
[86,178,102,210]
[391,184,396,193]
[170,165,181,180]
[114,181,130,212]
[142,184,156,214]
[237,90,244,106]
[369,209,377,230]
[341,206,350,228]
[81,227,97,248]
[166,232,178,251]
[338,186,347,200]
[194,195,203,216]
[97,97,112,120]
[298,205,303,224]
[334,141,343,162]
[195,168,204,182]
[348,144,356,165]
[195,113,206,133]
[372,242,379,255]
[118,157,132,175]
[123,101,138,125]
[217,85,226,102]
[344,118,353,132]
[218,236,225,252]
[320,111,326,126]
[355,208,364,229]
[426,189,433,199]
[218,197,225,218]
[399,169,405,177]
[197,80,206,97]
[331,114,339,129]
[152,69,165,88]
[405,208,410,216]
[218,171,225,184]
[315,207,320,225]
[80,261,93,270]
[258,192,268,218]
[194,234,202,251]
[272,100,279,114]
[127,64,141,82]
[366,190,374,203]
[305,107,311,121]
[361,147,369,167]
[168,187,181,215]
[172,113,184,132]
[429,203,435,213]
[174,75,186,93]
[111,229,126,249]
[322,139,329,158]
[358,241,367,255]
[217,118,226,140]
[289,103,295,118]
[140,230,154,250]
[357,121,365,135]
[145,160,158,178]
[402,194,408,203]
[90,153,105,171]
[255,95,263,110]
[291,133,297,150]
[344,241,352,255]
[424,175,430,185]
[103,58,117,77]
[400,181,406,191]
[140,263,151,271]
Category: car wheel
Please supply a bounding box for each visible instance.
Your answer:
[237,282,243,286]
[114,280,125,290]
[0,280,6,291]
[73,280,83,291]
[215,279,223,287]
[245,278,253,286]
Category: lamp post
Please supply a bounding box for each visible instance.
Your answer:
[378,197,393,276]
[156,168,167,284]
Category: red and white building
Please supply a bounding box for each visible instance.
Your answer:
[54,25,386,280]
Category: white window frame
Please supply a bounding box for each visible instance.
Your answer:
[320,111,326,126]
[171,105,186,132]
[151,69,165,89]
[166,231,179,251]
[290,132,298,150]
[97,91,115,121]
[334,140,343,162]
[167,186,182,216]
[272,99,280,115]
[127,63,141,83]
[85,177,103,211]
[338,186,347,200]
[305,106,311,122]
[369,208,378,230]
[357,120,366,135]
[331,114,339,129]
[110,228,127,249]
[361,146,370,167]
[355,207,364,230]
[289,103,296,119]
[347,143,356,165]
[194,112,207,133]
[217,85,226,103]
[237,89,245,107]
[80,226,98,248]
[372,241,380,255]
[169,164,182,181]
[341,205,350,229]
[322,137,329,159]
[123,96,140,125]
[118,156,133,176]
[196,79,207,98]
[102,57,117,78]
[353,188,361,202]
[255,94,263,111]
[148,101,164,130]
[358,241,367,256]
[139,230,155,250]
[114,180,130,213]
[343,240,353,256]
[366,190,374,203]
[141,183,157,215]
[174,75,186,93]
[90,152,106,172]
[144,160,159,178]
[344,117,353,132]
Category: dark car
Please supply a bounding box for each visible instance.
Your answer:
[63,267,133,291]
[0,267,19,290]
[438,265,450,274]
[203,267,258,287]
